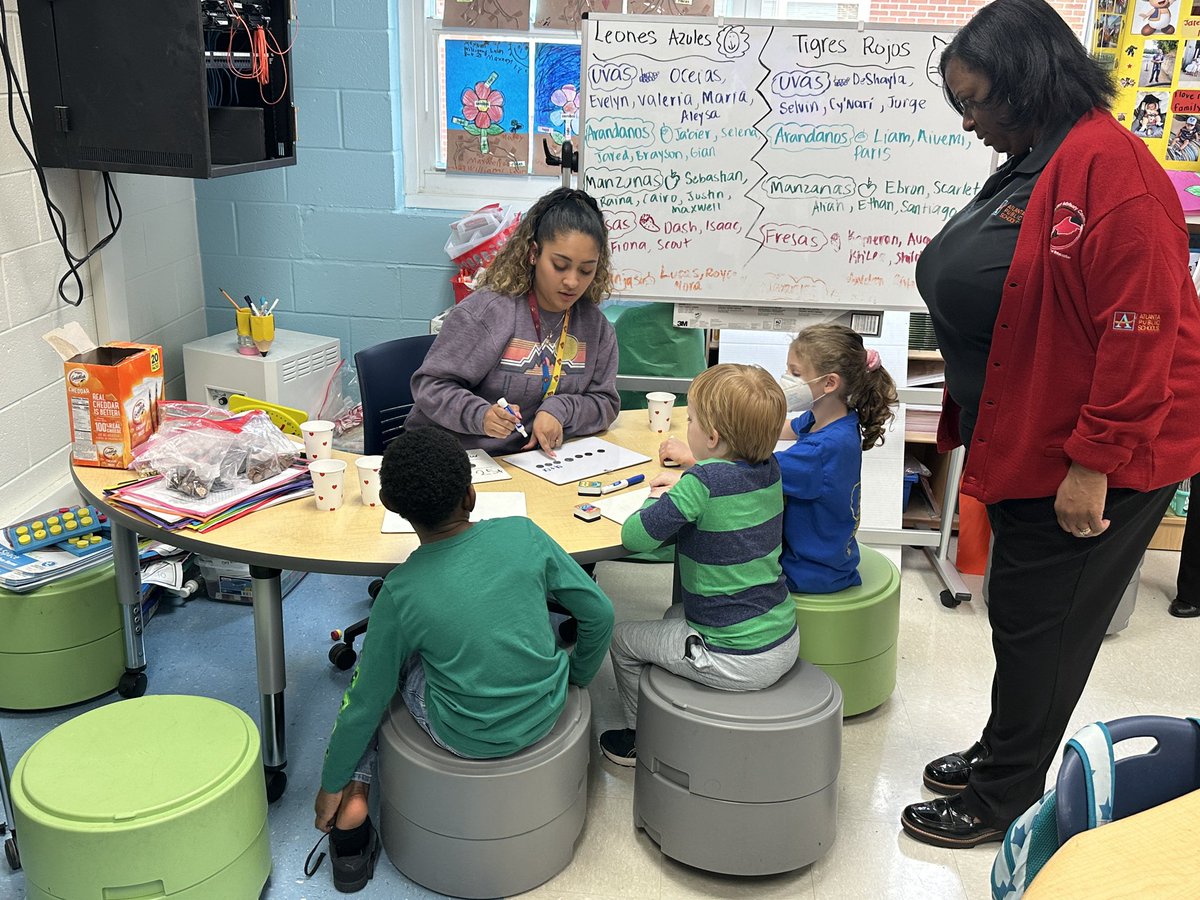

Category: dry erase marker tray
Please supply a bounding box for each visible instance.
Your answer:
[4,505,108,553]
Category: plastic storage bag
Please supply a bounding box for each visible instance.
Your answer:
[317,359,364,454]
[132,409,298,498]
[445,203,522,274]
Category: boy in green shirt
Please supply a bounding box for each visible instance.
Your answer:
[312,427,614,892]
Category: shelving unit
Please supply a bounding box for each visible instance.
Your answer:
[902,346,1188,553]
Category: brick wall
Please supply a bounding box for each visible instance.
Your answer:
[871,0,1086,32]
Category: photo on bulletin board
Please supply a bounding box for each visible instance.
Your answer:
[532,42,582,177]
[442,0,531,30]
[1140,39,1178,86]
[1098,13,1124,46]
[1132,91,1168,135]
[1181,40,1200,81]
[627,0,716,15]
[1099,0,1129,14]
[445,40,531,176]
[1131,0,1180,37]
[1166,108,1200,159]
[1096,49,1120,70]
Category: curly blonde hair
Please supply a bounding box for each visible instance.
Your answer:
[790,324,898,451]
[477,187,613,305]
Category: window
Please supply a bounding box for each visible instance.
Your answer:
[400,1,870,210]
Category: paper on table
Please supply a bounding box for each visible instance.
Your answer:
[467,448,511,484]
[381,492,527,534]
[502,437,651,486]
[595,487,652,525]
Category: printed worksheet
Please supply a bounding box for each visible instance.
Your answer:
[501,437,651,486]
[381,492,527,534]
[467,448,511,484]
[595,486,653,525]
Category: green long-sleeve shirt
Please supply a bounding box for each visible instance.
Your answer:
[321,517,614,792]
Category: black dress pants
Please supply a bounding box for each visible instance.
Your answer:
[1176,473,1200,603]
[960,484,1174,826]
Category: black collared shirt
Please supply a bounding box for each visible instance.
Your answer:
[915,118,1075,446]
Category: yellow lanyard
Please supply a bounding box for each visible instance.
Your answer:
[528,295,571,399]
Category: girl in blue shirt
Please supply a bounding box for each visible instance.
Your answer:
[662,324,897,593]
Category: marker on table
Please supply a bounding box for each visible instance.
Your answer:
[496,397,529,439]
[600,474,646,494]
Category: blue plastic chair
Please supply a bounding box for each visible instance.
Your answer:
[1056,714,1200,845]
[355,333,438,456]
[329,334,437,670]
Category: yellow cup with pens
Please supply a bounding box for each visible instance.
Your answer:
[249,313,276,356]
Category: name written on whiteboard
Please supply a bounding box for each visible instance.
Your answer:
[582,19,993,307]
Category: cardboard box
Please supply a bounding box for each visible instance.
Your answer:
[43,323,165,468]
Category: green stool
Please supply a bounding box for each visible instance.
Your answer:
[13,695,271,899]
[0,563,125,710]
[791,546,901,717]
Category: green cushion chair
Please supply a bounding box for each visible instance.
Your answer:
[791,545,901,717]
[13,695,271,899]
[0,563,125,710]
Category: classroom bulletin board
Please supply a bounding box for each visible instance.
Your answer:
[1093,0,1200,209]
[578,14,994,311]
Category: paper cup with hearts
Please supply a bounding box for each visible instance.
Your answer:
[300,419,335,460]
[309,459,347,511]
[356,455,384,507]
[646,392,677,433]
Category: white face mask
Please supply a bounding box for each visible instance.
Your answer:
[778,372,827,413]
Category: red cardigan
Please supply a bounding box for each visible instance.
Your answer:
[938,108,1200,503]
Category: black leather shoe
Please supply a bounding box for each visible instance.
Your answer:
[922,740,990,794]
[900,794,1005,848]
[1169,597,1200,618]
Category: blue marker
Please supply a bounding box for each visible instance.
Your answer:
[496,396,529,439]
[600,474,646,494]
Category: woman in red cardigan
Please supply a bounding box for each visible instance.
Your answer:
[902,0,1200,848]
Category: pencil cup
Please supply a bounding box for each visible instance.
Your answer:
[249,313,275,356]
[646,392,676,433]
[300,420,336,460]
[356,455,383,507]
[309,459,347,512]
[235,308,257,356]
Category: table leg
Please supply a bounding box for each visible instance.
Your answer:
[250,565,288,803]
[110,523,148,698]
[0,726,19,870]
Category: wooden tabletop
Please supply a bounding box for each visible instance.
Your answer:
[1023,788,1200,899]
[71,408,685,576]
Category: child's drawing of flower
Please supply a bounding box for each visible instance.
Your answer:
[549,84,579,141]
[452,72,507,154]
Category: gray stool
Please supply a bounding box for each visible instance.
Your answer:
[378,686,591,898]
[633,659,843,875]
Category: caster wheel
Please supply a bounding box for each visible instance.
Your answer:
[329,643,357,671]
[118,670,148,698]
[265,768,288,804]
[5,836,19,871]
[940,590,961,609]
[367,578,383,601]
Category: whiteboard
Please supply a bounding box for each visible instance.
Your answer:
[580,15,993,311]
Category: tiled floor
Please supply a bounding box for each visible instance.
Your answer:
[2,546,1196,899]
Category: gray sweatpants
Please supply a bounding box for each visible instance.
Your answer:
[609,604,800,729]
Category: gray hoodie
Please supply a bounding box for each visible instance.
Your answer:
[407,288,620,453]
